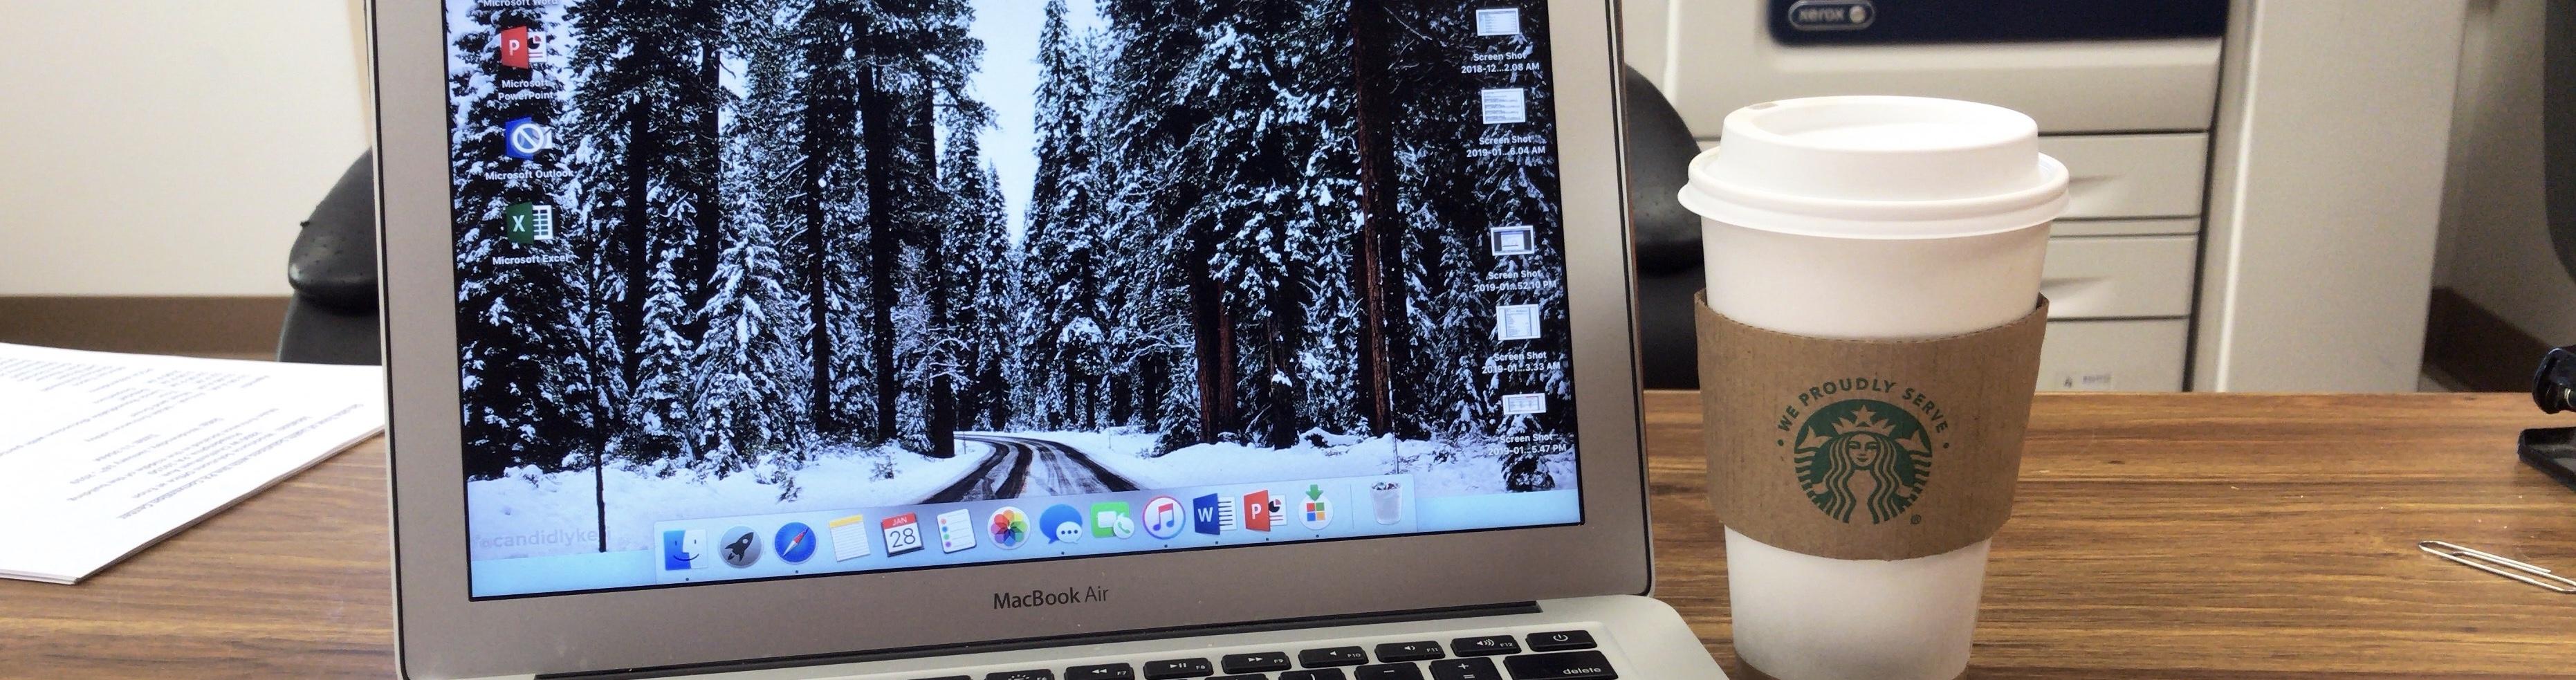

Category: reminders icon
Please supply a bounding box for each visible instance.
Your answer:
[936,508,977,553]
[827,515,870,561]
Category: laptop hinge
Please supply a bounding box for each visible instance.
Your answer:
[538,601,1545,680]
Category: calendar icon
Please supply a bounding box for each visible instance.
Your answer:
[881,513,926,556]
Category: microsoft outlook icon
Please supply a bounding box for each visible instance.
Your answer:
[503,117,553,160]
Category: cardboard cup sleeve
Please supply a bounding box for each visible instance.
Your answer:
[1695,291,2050,561]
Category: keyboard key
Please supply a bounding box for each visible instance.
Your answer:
[1354,663,1425,679]
[1449,635,1520,656]
[1374,641,1444,663]
[1524,630,1596,652]
[1500,651,1617,679]
[1281,670,1347,680]
[1299,647,1369,668]
[1223,652,1292,673]
[1427,658,1502,680]
[1067,663,1137,680]
[1144,658,1215,679]
[1211,675,1268,680]
[986,672,1055,680]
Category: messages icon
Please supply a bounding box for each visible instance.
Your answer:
[1039,504,1085,544]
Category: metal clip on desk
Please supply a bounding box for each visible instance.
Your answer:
[2418,541,2576,594]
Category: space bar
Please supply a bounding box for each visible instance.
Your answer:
[1500,650,1617,679]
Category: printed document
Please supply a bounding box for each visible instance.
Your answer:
[0,344,383,584]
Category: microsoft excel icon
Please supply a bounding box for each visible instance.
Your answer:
[503,202,554,245]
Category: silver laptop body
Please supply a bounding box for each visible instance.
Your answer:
[374,0,1723,677]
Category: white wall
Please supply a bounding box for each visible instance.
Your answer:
[0,0,369,297]
[2435,0,2576,344]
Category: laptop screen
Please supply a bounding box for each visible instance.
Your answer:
[443,0,1581,598]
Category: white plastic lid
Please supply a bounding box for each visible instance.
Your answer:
[1677,96,2070,239]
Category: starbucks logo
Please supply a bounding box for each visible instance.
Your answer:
[1790,399,1932,524]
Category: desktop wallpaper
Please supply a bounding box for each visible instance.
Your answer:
[444,0,1576,560]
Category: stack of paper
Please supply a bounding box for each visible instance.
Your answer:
[0,343,385,584]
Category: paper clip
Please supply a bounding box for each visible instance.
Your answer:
[2418,540,2576,594]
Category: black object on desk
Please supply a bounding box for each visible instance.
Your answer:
[277,151,381,366]
[2522,345,2576,492]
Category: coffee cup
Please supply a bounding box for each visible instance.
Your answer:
[1678,96,2067,680]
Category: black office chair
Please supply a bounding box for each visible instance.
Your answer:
[277,68,1713,387]
[277,152,380,366]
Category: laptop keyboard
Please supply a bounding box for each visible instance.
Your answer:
[899,628,1617,680]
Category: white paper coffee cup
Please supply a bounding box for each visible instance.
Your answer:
[1679,96,2067,680]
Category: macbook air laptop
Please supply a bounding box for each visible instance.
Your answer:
[376,1,1723,677]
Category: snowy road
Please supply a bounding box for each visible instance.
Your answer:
[920,434,1141,502]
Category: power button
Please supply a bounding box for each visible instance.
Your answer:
[1786,0,1875,31]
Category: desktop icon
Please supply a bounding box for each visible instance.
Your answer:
[1190,493,1234,535]
[502,117,553,159]
[1496,303,1542,341]
[503,202,554,245]
[988,506,1032,549]
[660,529,706,571]
[1480,87,1529,125]
[827,515,870,561]
[1141,496,1185,540]
[1474,7,1522,36]
[1490,226,1536,256]
[497,26,537,69]
[937,508,977,553]
[881,513,926,556]
[1372,481,1406,525]
[718,525,760,568]
[1299,484,1335,531]
[1090,502,1136,540]
[1242,490,1277,532]
[1500,392,1547,416]
[772,522,816,564]
[1038,504,1085,544]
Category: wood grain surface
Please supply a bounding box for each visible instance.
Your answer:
[4,392,2573,679]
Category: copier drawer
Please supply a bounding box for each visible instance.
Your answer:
[2037,134,2210,219]
[2042,235,2198,320]
[2038,318,2190,392]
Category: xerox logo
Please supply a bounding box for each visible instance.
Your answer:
[991,586,1111,610]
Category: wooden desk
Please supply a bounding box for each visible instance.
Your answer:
[5,393,2573,679]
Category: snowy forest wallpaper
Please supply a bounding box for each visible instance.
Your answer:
[449,0,1578,555]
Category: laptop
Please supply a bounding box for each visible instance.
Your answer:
[376,1,1723,678]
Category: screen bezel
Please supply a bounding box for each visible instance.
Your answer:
[380,2,1645,677]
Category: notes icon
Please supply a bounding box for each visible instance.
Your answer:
[828,515,870,561]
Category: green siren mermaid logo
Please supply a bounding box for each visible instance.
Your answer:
[1791,399,1933,524]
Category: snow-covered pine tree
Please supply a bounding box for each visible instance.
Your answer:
[1169,0,1364,449]
[564,0,731,466]
[925,118,1007,456]
[1469,1,1574,490]
[1023,0,1109,432]
[773,0,875,442]
[693,0,814,484]
[1381,1,1502,446]
[629,248,701,470]
[1094,0,1231,446]
[690,216,807,477]
[1376,0,1572,488]
[448,2,610,486]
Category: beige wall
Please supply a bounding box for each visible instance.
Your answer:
[0,0,369,297]
[2435,0,2576,344]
